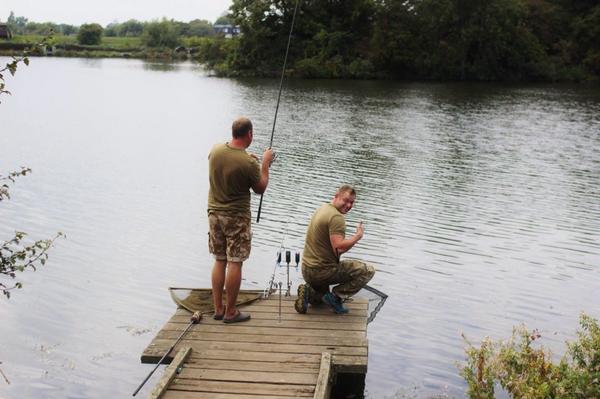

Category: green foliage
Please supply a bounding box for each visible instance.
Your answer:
[0,34,54,100]
[141,19,181,48]
[119,19,145,37]
[0,167,31,200]
[0,168,65,299]
[77,23,103,45]
[227,0,375,78]
[461,314,600,398]
[0,56,27,99]
[215,15,233,25]
[186,19,214,37]
[215,0,600,80]
[1,230,65,299]
[57,24,77,36]
[5,2,600,80]
[193,37,239,74]
[6,11,28,35]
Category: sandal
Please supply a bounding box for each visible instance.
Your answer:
[223,311,251,324]
[213,312,224,320]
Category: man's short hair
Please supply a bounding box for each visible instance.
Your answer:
[337,184,356,196]
[232,117,253,138]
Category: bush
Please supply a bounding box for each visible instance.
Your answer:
[77,23,103,45]
[141,20,180,48]
[461,313,600,398]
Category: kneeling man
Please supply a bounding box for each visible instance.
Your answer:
[295,185,375,314]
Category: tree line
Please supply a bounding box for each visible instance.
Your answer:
[5,0,600,81]
[214,0,600,81]
[5,11,233,46]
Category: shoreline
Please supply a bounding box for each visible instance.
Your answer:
[2,42,599,84]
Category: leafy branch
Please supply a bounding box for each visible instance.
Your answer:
[0,32,54,102]
[1,168,65,299]
[1,231,65,299]
[0,167,32,201]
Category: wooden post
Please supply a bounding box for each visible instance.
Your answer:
[313,351,332,399]
[149,347,192,399]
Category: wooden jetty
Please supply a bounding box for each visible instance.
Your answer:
[141,294,369,399]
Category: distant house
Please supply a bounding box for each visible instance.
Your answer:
[213,24,241,38]
[0,23,13,39]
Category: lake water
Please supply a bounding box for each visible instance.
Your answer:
[1,57,599,398]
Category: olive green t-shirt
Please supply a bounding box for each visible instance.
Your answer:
[302,203,346,269]
[207,143,260,218]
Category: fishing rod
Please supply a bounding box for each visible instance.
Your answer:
[256,0,301,223]
[132,311,201,396]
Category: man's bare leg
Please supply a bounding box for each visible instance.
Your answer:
[211,259,227,316]
[225,261,242,318]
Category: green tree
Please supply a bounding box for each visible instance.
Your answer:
[118,19,145,37]
[6,12,28,35]
[406,0,550,80]
[201,0,600,80]
[215,15,233,25]
[187,19,214,37]
[141,19,181,48]
[228,0,376,77]
[104,22,119,37]
[7,11,15,26]
[77,23,103,45]
[370,1,420,78]
[58,23,77,36]
[572,4,600,75]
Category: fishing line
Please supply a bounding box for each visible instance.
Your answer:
[256,0,301,223]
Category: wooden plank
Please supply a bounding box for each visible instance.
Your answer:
[143,349,322,364]
[166,317,366,331]
[313,352,332,399]
[163,391,302,399]
[153,323,366,339]
[156,331,368,347]
[149,347,192,399]
[176,368,318,385]
[146,339,368,357]
[173,309,366,323]
[183,359,319,373]
[170,379,314,396]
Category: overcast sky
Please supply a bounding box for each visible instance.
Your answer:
[3,0,233,26]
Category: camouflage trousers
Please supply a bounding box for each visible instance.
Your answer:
[302,259,375,304]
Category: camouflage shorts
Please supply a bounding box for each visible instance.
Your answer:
[208,211,252,262]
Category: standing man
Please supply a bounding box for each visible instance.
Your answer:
[295,185,375,314]
[208,117,274,323]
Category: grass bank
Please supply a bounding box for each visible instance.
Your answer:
[0,35,194,60]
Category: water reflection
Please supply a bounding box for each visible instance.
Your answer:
[0,58,599,399]
[141,60,185,72]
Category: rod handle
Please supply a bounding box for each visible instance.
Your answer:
[191,312,202,323]
[256,194,265,223]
